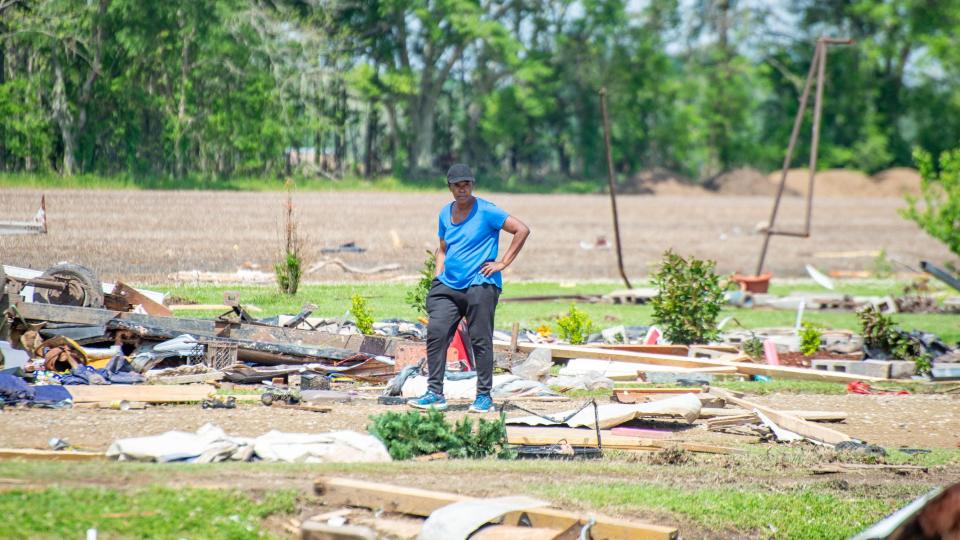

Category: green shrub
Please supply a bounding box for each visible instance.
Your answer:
[799,323,823,357]
[901,147,960,258]
[275,179,304,295]
[650,250,724,345]
[556,304,596,345]
[274,253,302,295]
[368,409,512,460]
[351,293,375,335]
[742,336,764,360]
[405,250,436,316]
[857,306,931,375]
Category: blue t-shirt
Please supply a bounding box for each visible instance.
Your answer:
[437,197,509,290]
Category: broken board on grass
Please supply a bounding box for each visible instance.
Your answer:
[67,384,215,403]
[314,476,678,540]
[710,389,851,445]
[506,427,737,454]
[0,448,105,461]
[506,393,701,429]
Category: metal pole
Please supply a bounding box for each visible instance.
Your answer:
[754,43,822,276]
[600,87,632,289]
[804,39,829,236]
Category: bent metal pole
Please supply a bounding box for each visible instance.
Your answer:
[600,87,632,289]
[755,37,853,276]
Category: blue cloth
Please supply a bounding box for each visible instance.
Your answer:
[0,373,34,403]
[437,198,509,290]
[31,385,73,408]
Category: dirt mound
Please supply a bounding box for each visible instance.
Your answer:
[620,167,708,196]
[766,168,875,197]
[871,167,922,197]
[706,167,792,196]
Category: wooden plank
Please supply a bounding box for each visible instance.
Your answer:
[506,427,738,454]
[67,384,214,403]
[113,281,172,316]
[613,388,702,404]
[0,448,105,461]
[710,389,851,445]
[494,341,885,383]
[314,477,678,540]
[699,408,847,422]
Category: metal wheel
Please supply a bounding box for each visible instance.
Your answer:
[35,263,104,308]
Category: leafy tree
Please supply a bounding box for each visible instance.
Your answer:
[901,148,960,258]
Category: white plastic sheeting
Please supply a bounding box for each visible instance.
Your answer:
[106,423,391,463]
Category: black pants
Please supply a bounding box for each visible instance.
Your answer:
[425,280,500,396]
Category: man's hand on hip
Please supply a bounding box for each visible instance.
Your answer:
[480,261,506,277]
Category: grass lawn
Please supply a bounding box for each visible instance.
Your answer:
[1,448,956,540]
[155,279,960,344]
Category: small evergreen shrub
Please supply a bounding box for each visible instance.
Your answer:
[368,409,512,460]
[351,293,375,335]
[556,305,596,345]
[650,250,724,345]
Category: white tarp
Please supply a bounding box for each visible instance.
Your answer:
[106,423,391,463]
[506,392,702,429]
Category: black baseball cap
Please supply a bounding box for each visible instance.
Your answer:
[446,163,475,183]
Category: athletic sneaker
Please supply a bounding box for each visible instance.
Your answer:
[408,390,447,411]
[468,393,494,413]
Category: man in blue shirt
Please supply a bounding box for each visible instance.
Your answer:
[409,163,530,413]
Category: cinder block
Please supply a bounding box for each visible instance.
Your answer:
[811,359,853,372]
[812,359,891,379]
[847,360,892,379]
[931,364,960,380]
[889,361,917,379]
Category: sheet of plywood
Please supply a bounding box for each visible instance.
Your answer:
[67,384,214,403]
[314,477,678,540]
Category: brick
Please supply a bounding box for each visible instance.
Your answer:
[393,343,426,371]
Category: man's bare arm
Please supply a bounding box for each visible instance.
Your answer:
[434,239,447,277]
[480,216,530,277]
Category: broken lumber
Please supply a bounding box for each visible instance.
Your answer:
[506,426,738,454]
[613,388,702,403]
[810,463,928,475]
[699,408,847,422]
[0,448,105,461]
[710,389,851,445]
[494,341,885,383]
[67,384,214,403]
[112,281,172,316]
[314,476,678,540]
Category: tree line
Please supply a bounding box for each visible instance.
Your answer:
[0,0,958,187]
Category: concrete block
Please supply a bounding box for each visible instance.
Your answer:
[889,361,917,379]
[811,359,891,379]
[931,364,960,380]
[848,360,892,379]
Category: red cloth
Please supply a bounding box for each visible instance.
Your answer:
[846,380,909,395]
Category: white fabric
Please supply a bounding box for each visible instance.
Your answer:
[106,423,391,463]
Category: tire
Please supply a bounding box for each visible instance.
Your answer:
[35,263,104,308]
